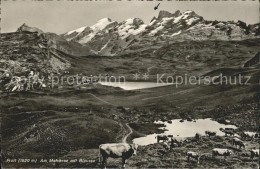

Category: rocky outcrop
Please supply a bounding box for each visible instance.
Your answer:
[0,32,71,92]
[248,23,260,36]
[17,23,44,34]
[157,10,182,21]
[157,10,174,21]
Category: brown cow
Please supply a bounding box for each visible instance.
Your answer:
[205,131,217,137]
[156,135,168,143]
[232,138,245,149]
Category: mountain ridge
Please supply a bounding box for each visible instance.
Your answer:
[60,10,260,56]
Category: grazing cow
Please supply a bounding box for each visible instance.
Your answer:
[224,130,235,137]
[232,138,245,149]
[99,143,138,169]
[170,137,187,147]
[242,132,258,141]
[156,135,168,143]
[250,149,259,160]
[162,142,170,151]
[222,128,235,136]
[162,142,171,158]
[225,128,235,131]
[212,148,232,160]
[195,133,202,140]
[187,151,200,164]
[205,131,217,137]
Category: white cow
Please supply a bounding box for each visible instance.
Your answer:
[242,132,258,141]
[212,148,232,160]
[99,143,138,169]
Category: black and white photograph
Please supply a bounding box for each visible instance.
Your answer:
[0,0,259,168]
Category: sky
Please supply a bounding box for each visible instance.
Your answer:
[1,0,259,34]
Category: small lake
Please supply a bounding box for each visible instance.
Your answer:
[133,118,237,146]
[99,82,169,90]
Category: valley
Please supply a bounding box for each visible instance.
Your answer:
[1,70,259,167]
[0,9,259,168]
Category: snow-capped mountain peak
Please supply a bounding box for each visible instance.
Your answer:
[63,17,117,43]
[118,18,147,39]
[145,10,203,36]
[66,18,114,36]
[66,26,87,35]
[90,18,114,30]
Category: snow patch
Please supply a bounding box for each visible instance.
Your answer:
[148,19,156,26]
[173,15,183,23]
[66,26,88,35]
[149,25,164,36]
[99,40,111,52]
[183,11,193,14]
[124,18,134,25]
[132,24,147,35]
[77,18,114,43]
[161,17,174,25]
[90,18,113,31]
[78,33,96,44]
[186,17,198,25]
[171,30,182,36]
[118,18,147,39]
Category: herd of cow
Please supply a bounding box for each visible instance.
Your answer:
[98,128,259,168]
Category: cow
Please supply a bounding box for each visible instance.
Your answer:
[205,131,217,137]
[232,138,245,149]
[195,133,202,141]
[170,137,188,147]
[220,128,235,137]
[99,143,138,169]
[162,142,170,151]
[224,128,235,131]
[224,130,235,137]
[212,148,232,160]
[250,149,259,160]
[156,135,168,143]
[187,151,201,164]
[162,142,171,158]
[242,132,258,141]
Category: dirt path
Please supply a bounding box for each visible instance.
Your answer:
[122,123,133,143]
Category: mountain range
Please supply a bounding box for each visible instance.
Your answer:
[61,10,260,56]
